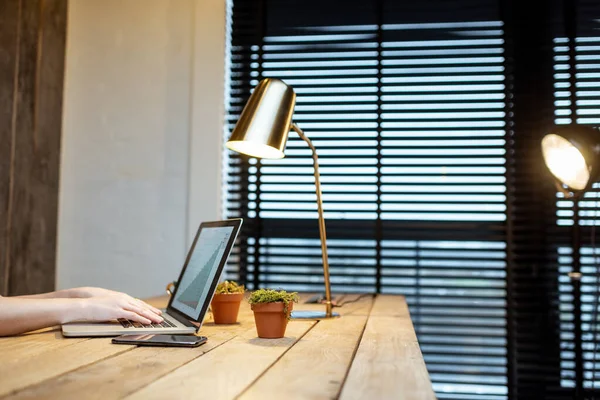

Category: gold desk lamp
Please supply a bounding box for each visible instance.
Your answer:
[226,78,339,319]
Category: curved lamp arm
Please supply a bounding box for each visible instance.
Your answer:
[290,123,333,317]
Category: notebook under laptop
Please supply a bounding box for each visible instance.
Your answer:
[62,219,243,337]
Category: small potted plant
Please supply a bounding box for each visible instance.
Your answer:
[248,288,299,339]
[210,280,245,324]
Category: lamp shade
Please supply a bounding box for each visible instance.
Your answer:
[541,125,600,192]
[226,78,296,159]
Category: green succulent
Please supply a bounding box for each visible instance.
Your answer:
[215,280,245,294]
[248,288,299,319]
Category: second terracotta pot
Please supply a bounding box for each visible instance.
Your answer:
[251,301,294,339]
[211,293,244,324]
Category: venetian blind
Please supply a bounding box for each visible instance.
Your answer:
[225,1,508,399]
[553,0,600,393]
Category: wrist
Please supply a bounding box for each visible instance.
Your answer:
[60,299,88,323]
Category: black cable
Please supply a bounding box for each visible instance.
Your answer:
[333,293,374,308]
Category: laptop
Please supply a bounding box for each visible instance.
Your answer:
[62,219,243,337]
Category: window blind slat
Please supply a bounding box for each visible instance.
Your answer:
[226,1,507,399]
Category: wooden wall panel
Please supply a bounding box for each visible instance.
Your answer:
[0,0,21,296]
[0,0,67,296]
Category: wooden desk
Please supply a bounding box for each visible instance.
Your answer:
[0,294,435,400]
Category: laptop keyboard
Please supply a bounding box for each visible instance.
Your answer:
[118,318,177,329]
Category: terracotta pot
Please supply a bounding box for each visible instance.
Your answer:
[251,301,294,339]
[211,293,244,324]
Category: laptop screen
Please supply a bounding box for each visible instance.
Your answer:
[169,221,240,321]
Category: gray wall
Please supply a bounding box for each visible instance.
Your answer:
[57,0,226,298]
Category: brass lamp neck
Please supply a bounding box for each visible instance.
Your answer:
[290,123,333,318]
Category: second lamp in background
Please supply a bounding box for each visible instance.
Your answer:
[541,124,600,400]
[226,78,340,319]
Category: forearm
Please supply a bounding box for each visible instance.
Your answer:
[16,287,90,300]
[0,297,85,336]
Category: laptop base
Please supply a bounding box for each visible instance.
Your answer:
[62,322,196,337]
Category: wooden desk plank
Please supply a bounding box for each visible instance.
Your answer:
[0,338,132,397]
[4,296,253,400]
[125,321,315,400]
[239,295,374,400]
[0,330,85,360]
[1,294,435,400]
[368,294,412,319]
[5,328,238,400]
[0,296,169,395]
[339,295,436,400]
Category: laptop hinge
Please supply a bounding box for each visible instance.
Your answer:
[168,310,197,328]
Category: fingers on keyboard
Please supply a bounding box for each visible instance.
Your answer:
[119,318,176,328]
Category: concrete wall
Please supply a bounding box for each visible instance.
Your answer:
[57,0,226,298]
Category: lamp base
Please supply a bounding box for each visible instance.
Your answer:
[290,310,340,320]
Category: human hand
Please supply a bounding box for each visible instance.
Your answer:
[72,287,162,316]
[72,286,125,298]
[79,294,163,325]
